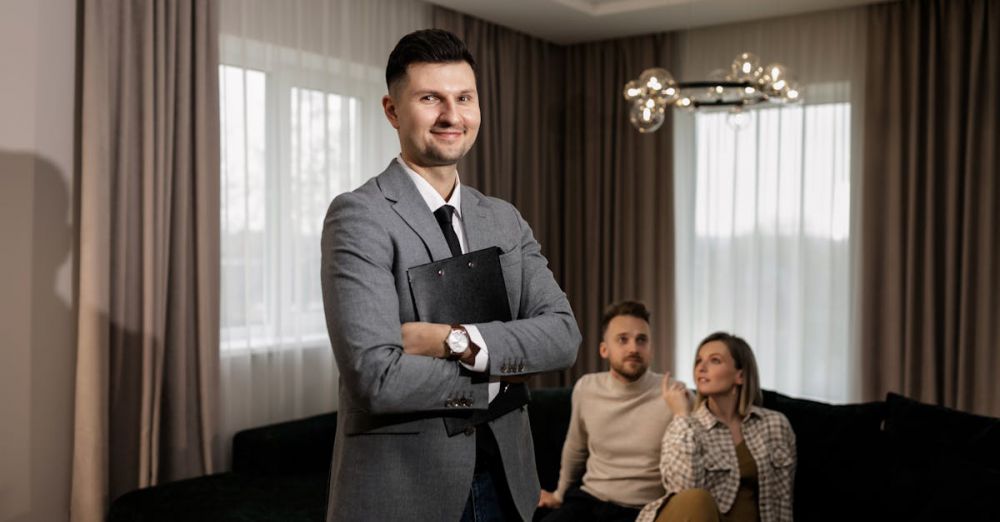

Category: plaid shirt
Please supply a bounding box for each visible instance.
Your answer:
[636,403,796,522]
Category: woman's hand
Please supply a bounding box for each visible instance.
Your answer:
[662,372,692,417]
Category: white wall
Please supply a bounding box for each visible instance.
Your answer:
[0,0,77,521]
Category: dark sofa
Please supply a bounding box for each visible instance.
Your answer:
[109,388,1000,521]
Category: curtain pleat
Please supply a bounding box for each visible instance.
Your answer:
[215,0,432,471]
[72,1,220,519]
[559,36,677,387]
[435,9,677,386]
[860,0,1000,416]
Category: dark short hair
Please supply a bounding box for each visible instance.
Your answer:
[694,331,763,417]
[385,29,476,92]
[599,301,651,339]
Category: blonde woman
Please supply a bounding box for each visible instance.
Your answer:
[636,332,796,522]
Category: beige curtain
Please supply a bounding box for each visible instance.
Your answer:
[435,8,676,386]
[72,1,220,520]
[432,8,567,271]
[860,0,1000,417]
[559,35,677,386]
[431,10,571,386]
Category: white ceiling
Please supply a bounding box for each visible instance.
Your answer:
[425,0,884,44]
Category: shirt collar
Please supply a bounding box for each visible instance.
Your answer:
[397,155,462,218]
[693,401,763,430]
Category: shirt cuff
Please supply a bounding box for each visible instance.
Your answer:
[459,324,488,372]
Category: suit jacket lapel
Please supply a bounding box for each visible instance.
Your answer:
[377,160,453,262]
[460,187,495,253]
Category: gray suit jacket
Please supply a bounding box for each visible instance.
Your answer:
[321,159,581,521]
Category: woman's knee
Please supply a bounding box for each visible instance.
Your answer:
[655,489,719,522]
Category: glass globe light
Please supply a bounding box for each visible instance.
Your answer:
[701,68,728,102]
[731,52,762,82]
[761,63,788,93]
[785,82,801,102]
[656,82,680,104]
[707,68,728,82]
[629,99,665,133]
[623,80,645,102]
[638,68,674,93]
[767,81,799,104]
[726,107,752,130]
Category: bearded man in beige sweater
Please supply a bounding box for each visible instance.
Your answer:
[538,301,674,522]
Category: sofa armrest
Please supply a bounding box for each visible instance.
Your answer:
[528,387,573,491]
[232,411,338,476]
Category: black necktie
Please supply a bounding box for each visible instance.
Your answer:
[433,205,463,257]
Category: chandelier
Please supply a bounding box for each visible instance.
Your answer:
[623,52,801,132]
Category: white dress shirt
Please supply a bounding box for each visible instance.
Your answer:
[398,155,500,403]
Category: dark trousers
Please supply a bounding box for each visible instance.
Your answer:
[540,487,641,522]
[460,425,521,522]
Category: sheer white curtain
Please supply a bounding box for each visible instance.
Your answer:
[217,0,431,467]
[672,7,868,403]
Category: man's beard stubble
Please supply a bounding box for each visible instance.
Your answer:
[612,357,648,382]
[424,129,473,166]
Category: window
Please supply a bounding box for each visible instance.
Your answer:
[675,99,853,403]
[219,58,367,353]
[214,0,429,470]
[694,105,850,240]
[220,65,267,346]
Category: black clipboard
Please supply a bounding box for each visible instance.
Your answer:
[407,247,528,435]
[407,246,512,324]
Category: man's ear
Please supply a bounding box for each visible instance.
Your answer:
[599,342,609,360]
[382,94,400,129]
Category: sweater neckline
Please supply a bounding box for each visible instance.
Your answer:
[606,369,656,392]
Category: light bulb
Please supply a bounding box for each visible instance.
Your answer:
[785,82,801,101]
[623,80,645,102]
[731,52,761,81]
[638,68,673,93]
[762,63,788,94]
[727,108,751,130]
[629,100,665,133]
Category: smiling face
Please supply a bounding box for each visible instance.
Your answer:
[600,314,652,382]
[382,61,480,171]
[694,340,744,397]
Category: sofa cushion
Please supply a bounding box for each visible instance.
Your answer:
[762,390,887,521]
[882,393,1000,521]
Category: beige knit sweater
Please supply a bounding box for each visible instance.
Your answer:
[553,370,673,508]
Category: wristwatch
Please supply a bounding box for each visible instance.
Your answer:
[444,325,471,361]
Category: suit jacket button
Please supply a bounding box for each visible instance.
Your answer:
[464,426,476,436]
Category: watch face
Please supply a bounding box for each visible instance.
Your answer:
[447,330,469,353]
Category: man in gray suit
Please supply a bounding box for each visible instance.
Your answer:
[321,29,581,521]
